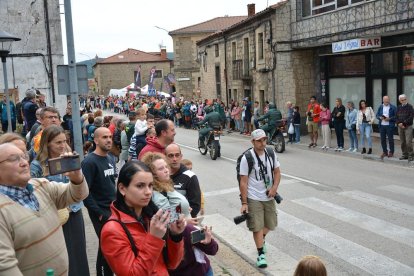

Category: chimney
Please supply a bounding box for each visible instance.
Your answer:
[160,46,167,59]
[247,3,255,17]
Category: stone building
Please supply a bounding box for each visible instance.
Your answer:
[0,0,66,112]
[94,48,173,96]
[196,0,414,118]
[169,16,247,99]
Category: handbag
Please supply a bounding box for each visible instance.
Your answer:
[288,123,294,134]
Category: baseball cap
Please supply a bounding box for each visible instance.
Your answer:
[251,129,267,140]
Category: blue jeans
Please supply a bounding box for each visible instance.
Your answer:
[348,128,358,149]
[379,125,394,154]
[359,122,372,148]
[205,266,213,276]
[294,124,301,142]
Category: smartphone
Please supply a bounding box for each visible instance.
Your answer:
[190,229,206,244]
[164,203,182,224]
[48,155,81,175]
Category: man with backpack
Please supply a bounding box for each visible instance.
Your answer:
[238,129,281,269]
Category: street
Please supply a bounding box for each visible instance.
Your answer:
[83,114,414,275]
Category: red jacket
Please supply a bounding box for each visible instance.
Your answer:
[138,136,165,160]
[100,203,184,276]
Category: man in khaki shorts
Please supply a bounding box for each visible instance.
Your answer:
[239,129,281,268]
[306,96,321,147]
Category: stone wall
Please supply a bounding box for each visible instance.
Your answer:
[292,0,414,48]
[0,0,66,113]
[95,62,172,96]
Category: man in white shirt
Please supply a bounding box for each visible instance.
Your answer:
[239,129,281,268]
[376,95,397,158]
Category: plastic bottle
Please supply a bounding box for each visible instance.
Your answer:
[46,268,54,276]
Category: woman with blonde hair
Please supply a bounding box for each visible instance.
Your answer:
[29,125,89,276]
[294,255,327,276]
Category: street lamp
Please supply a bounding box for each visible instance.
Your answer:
[154,26,169,33]
[0,30,21,133]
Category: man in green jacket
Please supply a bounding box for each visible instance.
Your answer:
[257,103,282,137]
[197,106,222,147]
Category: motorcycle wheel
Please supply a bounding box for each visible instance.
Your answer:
[272,133,285,153]
[198,138,208,155]
[210,141,219,160]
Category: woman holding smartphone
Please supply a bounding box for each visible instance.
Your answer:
[100,160,185,275]
[30,125,89,276]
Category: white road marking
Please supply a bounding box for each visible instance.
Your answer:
[339,190,414,217]
[293,197,414,248]
[203,213,297,276]
[278,210,414,276]
[378,185,414,198]
[178,143,329,188]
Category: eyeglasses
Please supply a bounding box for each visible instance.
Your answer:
[46,115,59,120]
[167,153,181,158]
[0,153,30,164]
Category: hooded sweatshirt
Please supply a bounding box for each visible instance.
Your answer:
[138,136,165,160]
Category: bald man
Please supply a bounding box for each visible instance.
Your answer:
[81,127,116,275]
[0,143,88,275]
[376,95,397,158]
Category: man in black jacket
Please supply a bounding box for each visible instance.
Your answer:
[165,143,201,218]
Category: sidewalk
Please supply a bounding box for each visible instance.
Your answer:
[225,128,413,167]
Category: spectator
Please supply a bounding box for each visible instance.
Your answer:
[138,119,176,159]
[30,125,89,276]
[376,95,397,159]
[30,106,60,156]
[165,143,202,218]
[332,98,346,151]
[22,89,39,133]
[286,101,294,143]
[0,132,27,153]
[345,101,358,152]
[319,103,331,150]
[292,106,301,143]
[81,127,117,276]
[28,108,43,145]
[231,102,242,132]
[306,96,321,148]
[243,97,252,135]
[100,160,185,275]
[0,97,17,132]
[396,94,414,161]
[0,143,88,275]
[253,101,261,130]
[356,100,375,154]
[293,255,327,276]
[119,120,129,167]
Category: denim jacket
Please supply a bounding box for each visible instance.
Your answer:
[376,104,397,127]
[30,159,84,212]
[345,108,358,129]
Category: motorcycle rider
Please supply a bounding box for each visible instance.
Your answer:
[197,105,222,148]
[257,103,282,138]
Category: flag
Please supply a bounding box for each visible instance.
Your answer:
[135,65,141,89]
[148,66,156,91]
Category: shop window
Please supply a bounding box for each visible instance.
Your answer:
[329,55,365,76]
[403,50,414,73]
[329,78,365,110]
[371,52,398,75]
[403,76,414,104]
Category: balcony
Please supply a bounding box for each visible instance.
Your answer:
[232,59,251,80]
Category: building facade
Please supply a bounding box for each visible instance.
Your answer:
[94,48,173,96]
[0,0,66,112]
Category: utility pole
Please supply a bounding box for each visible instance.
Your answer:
[63,0,83,160]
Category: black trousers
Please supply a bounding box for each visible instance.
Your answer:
[88,211,113,276]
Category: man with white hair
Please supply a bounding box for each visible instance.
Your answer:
[396,94,414,161]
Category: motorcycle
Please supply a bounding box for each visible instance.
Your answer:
[197,124,221,160]
[259,119,286,153]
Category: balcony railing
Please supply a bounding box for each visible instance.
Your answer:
[232,59,251,80]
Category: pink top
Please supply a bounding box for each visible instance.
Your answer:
[319,109,331,125]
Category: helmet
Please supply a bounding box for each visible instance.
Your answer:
[204,106,213,114]
[268,103,276,109]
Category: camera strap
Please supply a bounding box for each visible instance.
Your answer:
[253,149,268,181]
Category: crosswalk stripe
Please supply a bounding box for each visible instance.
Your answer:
[202,213,297,276]
[378,185,414,198]
[339,190,414,217]
[278,210,414,276]
[293,197,414,248]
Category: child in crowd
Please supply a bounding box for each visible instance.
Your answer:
[181,158,205,216]
[293,255,327,276]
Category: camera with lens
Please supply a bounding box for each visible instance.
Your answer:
[266,191,283,204]
[233,212,249,225]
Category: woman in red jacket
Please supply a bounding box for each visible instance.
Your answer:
[100,160,185,276]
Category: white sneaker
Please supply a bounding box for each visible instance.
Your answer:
[334,147,339,151]
[352,148,358,152]
[338,147,343,151]
[321,146,326,149]
[346,148,353,152]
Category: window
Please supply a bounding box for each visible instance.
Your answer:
[403,50,414,73]
[243,38,250,76]
[258,33,264,60]
[215,44,219,57]
[232,42,236,61]
[329,55,365,76]
[302,0,368,17]
[154,70,163,78]
[371,52,398,75]
[403,76,414,105]
[329,78,365,109]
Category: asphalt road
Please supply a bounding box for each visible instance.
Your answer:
[174,127,414,276]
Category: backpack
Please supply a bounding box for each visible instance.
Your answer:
[125,122,135,144]
[236,146,275,186]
